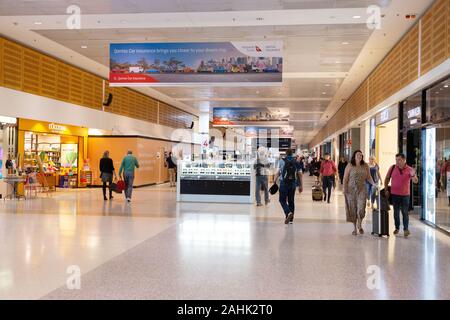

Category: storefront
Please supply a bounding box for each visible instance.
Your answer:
[400,91,424,212]
[421,77,450,233]
[371,104,399,180]
[0,116,18,197]
[17,119,90,188]
[338,128,360,161]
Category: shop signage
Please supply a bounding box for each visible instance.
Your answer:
[407,106,421,119]
[376,105,398,125]
[213,107,289,126]
[49,123,67,133]
[380,110,390,123]
[109,41,283,86]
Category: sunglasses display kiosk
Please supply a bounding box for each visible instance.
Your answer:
[177,160,255,203]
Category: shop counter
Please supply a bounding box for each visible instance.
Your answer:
[176,161,255,204]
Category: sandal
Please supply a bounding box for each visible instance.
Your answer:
[352,230,357,236]
[359,228,364,235]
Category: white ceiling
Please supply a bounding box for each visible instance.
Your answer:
[0,0,435,144]
[0,0,391,15]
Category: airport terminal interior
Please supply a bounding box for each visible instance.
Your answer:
[0,0,450,300]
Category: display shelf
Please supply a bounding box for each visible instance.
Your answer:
[177,160,255,203]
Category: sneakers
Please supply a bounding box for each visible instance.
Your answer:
[126,198,131,203]
[289,213,294,224]
[103,196,108,201]
[265,200,270,205]
[393,229,400,235]
[404,230,411,237]
[256,203,263,207]
[285,212,294,224]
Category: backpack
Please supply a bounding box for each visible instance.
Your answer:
[282,158,297,184]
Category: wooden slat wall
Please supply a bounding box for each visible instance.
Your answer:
[2,39,23,90]
[448,0,450,59]
[0,37,197,129]
[311,0,449,147]
[22,48,41,95]
[56,62,70,101]
[421,0,448,75]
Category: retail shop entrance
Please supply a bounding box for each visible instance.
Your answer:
[376,119,398,180]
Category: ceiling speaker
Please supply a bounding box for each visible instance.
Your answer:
[103,93,113,106]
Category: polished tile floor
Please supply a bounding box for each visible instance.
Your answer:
[1,177,450,300]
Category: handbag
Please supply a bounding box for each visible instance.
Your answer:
[110,180,126,194]
[269,183,279,195]
[116,180,126,192]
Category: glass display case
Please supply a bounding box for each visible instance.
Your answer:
[177,160,255,203]
[180,161,252,180]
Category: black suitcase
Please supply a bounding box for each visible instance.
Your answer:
[371,188,390,237]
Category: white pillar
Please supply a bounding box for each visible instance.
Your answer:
[198,108,210,155]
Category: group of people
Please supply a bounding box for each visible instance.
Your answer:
[342,151,418,237]
[254,148,419,237]
[99,150,140,203]
[99,150,178,203]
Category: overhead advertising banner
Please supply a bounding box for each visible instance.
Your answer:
[109,42,283,86]
[213,107,289,126]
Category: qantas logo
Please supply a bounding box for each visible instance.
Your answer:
[255,46,262,52]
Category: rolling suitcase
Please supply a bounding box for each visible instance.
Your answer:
[371,188,390,237]
[312,181,323,201]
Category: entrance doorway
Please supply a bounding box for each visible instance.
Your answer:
[406,128,422,211]
[376,119,398,181]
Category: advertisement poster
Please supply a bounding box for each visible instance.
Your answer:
[61,144,78,168]
[213,107,289,126]
[423,128,436,224]
[245,126,293,138]
[109,42,282,86]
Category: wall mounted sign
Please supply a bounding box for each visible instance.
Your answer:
[49,123,67,133]
[376,104,398,126]
[109,42,283,86]
[407,106,421,119]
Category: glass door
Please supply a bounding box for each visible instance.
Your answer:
[406,128,422,212]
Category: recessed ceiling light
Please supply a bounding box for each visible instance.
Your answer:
[445,85,449,88]
[81,45,88,49]
[353,15,361,19]
[34,22,42,25]
[324,84,331,87]
[120,20,127,24]
[341,42,349,45]
[335,61,341,64]
[322,92,327,95]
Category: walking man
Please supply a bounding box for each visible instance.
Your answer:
[384,153,419,237]
[274,148,303,224]
[119,150,140,203]
[320,153,337,203]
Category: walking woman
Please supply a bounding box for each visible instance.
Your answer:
[343,150,378,235]
[366,156,383,208]
[100,150,117,200]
